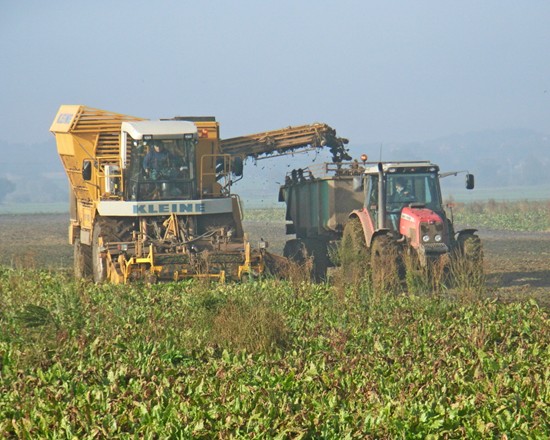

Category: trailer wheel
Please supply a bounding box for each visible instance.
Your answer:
[303,239,330,282]
[92,222,108,283]
[74,238,92,279]
[370,235,401,292]
[340,218,367,283]
[283,239,308,265]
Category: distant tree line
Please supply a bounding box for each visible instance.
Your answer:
[0,177,15,203]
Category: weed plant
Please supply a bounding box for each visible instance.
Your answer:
[0,267,548,438]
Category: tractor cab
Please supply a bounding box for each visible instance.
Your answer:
[363,162,444,232]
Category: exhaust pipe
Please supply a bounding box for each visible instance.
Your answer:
[377,162,386,229]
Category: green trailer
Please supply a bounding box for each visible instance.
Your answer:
[279,162,364,279]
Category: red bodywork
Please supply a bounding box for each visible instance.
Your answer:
[399,206,446,250]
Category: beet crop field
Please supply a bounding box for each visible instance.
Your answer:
[0,201,549,438]
[0,272,548,438]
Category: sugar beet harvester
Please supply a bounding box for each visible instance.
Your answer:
[279,160,482,282]
[51,105,348,283]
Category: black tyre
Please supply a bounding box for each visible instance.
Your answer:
[459,234,483,264]
[456,233,484,278]
[92,222,108,283]
[74,237,92,279]
[283,239,308,265]
[370,234,402,292]
[282,239,313,281]
[340,218,368,283]
[303,239,330,282]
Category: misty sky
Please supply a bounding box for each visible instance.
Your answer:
[1,0,549,148]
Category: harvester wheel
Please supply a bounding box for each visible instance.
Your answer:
[370,235,402,292]
[74,238,92,279]
[340,218,367,284]
[92,222,108,283]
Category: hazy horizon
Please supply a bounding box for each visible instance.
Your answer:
[1,1,549,149]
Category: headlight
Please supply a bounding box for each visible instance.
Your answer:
[434,234,442,242]
[422,235,430,242]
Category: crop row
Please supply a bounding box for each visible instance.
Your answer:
[244,200,550,232]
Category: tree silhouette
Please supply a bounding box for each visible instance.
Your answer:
[0,177,15,203]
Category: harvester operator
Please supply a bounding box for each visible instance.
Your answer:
[143,142,175,180]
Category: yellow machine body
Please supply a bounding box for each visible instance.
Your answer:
[51,105,262,283]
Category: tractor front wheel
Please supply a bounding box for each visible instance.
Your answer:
[456,233,484,278]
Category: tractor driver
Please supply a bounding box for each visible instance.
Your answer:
[393,177,413,202]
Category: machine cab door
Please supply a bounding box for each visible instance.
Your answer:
[365,175,383,229]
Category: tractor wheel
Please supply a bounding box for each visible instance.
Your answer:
[74,238,92,280]
[370,234,402,292]
[92,221,108,283]
[340,218,368,284]
[456,233,484,277]
[459,234,483,264]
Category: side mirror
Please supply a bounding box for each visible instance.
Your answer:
[232,156,244,177]
[82,160,92,181]
[278,187,285,202]
[465,173,475,190]
[353,176,363,192]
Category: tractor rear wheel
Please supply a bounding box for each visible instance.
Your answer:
[340,218,367,284]
[370,234,402,292]
[74,237,92,279]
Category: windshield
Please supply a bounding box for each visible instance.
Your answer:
[385,173,442,212]
[366,172,443,231]
[367,173,442,211]
[125,138,196,201]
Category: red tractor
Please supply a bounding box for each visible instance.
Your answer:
[280,159,482,286]
[341,161,482,287]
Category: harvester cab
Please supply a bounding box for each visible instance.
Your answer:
[120,121,199,201]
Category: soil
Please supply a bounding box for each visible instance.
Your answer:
[1,214,548,306]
